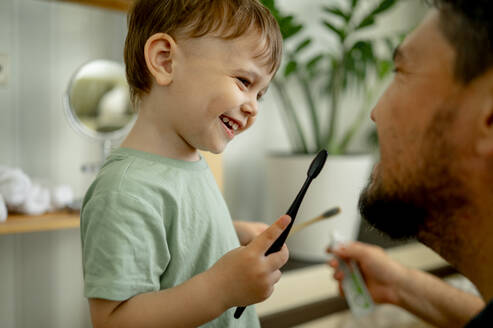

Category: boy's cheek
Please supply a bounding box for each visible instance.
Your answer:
[241,117,256,133]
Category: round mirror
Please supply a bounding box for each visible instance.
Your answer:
[64,59,136,150]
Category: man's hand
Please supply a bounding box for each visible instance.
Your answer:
[327,241,485,328]
[234,220,269,246]
[207,215,291,308]
[327,241,408,305]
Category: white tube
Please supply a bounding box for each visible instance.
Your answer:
[330,231,375,317]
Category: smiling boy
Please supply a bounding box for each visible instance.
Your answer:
[80,1,290,327]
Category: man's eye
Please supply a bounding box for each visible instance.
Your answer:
[237,77,251,88]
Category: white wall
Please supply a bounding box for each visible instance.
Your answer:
[0,1,126,327]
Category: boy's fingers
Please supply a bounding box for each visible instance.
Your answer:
[266,244,289,270]
[249,215,291,253]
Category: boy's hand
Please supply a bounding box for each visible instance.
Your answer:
[234,221,269,246]
[327,241,409,306]
[208,215,291,309]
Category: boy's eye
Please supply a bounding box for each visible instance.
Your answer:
[237,77,252,88]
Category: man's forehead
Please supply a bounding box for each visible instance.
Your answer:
[395,11,455,72]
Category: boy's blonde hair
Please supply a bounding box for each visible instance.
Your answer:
[124,0,283,106]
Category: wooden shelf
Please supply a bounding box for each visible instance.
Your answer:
[0,211,80,235]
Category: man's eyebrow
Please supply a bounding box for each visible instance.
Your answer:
[393,45,404,63]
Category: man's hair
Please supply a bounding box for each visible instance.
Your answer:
[431,0,493,84]
[124,0,282,106]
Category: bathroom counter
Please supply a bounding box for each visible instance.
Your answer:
[256,242,454,327]
[0,211,80,235]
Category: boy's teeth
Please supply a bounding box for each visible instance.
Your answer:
[221,115,240,131]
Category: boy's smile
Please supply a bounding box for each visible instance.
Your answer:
[219,114,243,139]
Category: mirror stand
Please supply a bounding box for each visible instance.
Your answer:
[80,139,114,174]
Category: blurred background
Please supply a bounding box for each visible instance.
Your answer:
[0,0,453,327]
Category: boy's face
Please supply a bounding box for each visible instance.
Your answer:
[164,33,275,155]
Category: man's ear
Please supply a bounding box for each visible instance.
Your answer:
[144,33,177,86]
[475,73,493,156]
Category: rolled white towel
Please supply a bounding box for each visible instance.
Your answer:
[50,184,74,210]
[0,194,7,222]
[0,166,32,207]
[15,183,51,216]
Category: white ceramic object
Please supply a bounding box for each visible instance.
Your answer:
[265,154,374,261]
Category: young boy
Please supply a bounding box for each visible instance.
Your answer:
[80,0,290,327]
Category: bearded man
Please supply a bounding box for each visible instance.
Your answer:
[329,1,493,326]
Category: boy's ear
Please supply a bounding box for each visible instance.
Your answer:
[475,72,493,157]
[144,33,177,86]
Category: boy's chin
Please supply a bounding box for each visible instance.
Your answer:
[203,143,228,155]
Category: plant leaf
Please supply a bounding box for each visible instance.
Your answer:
[284,60,298,77]
[322,20,346,41]
[356,0,398,31]
[306,54,324,72]
[278,15,304,39]
[377,60,393,79]
[371,0,398,16]
[294,38,312,54]
[260,0,275,12]
[284,25,303,39]
[323,6,350,22]
[351,0,359,9]
[356,15,375,30]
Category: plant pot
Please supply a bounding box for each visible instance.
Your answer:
[265,153,374,261]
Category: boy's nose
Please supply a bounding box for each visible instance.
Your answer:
[241,100,258,117]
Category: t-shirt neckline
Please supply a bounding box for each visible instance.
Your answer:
[112,147,209,170]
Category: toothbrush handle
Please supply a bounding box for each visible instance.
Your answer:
[234,306,246,319]
[266,178,311,255]
[234,179,312,319]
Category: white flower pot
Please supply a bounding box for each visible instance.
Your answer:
[265,153,374,261]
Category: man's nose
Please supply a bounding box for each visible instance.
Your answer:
[370,106,377,122]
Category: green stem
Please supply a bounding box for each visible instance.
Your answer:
[338,90,371,153]
[326,62,342,154]
[296,72,322,150]
[272,80,309,153]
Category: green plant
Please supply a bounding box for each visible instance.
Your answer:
[261,0,404,154]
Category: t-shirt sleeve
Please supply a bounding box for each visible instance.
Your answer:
[81,191,169,301]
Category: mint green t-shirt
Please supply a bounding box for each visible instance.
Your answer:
[81,148,260,328]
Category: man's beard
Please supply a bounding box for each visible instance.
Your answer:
[358,109,469,245]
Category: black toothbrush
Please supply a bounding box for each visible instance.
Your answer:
[234,149,328,319]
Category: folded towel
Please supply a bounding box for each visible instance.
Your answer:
[0,194,7,222]
[14,183,51,216]
[51,184,74,210]
[0,166,32,207]
[0,166,75,216]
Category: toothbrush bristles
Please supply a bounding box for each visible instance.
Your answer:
[322,207,341,218]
